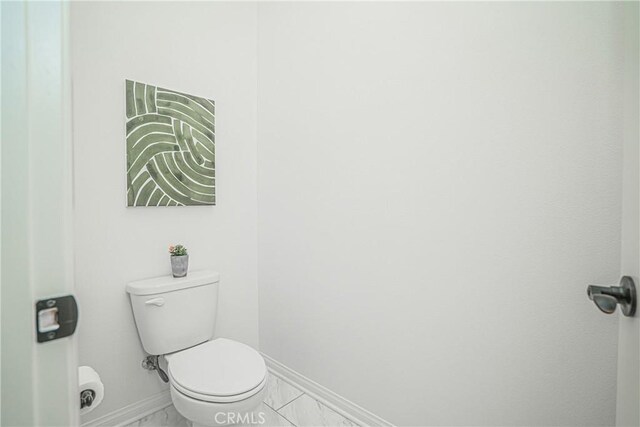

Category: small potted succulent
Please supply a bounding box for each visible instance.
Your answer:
[169,244,189,278]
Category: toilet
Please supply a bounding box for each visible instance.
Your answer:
[126,271,267,427]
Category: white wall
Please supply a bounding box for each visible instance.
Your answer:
[257,3,625,426]
[71,2,258,422]
[617,3,640,426]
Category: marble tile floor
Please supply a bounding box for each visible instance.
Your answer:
[123,404,190,427]
[125,373,358,427]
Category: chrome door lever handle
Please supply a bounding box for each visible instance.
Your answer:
[587,276,636,317]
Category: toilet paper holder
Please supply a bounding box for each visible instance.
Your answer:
[80,389,95,409]
[79,366,104,414]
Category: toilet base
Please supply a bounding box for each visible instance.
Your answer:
[171,380,267,427]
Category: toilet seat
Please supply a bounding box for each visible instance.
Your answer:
[169,375,267,403]
[166,338,267,403]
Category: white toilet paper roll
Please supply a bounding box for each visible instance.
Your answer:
[79,366,104,416]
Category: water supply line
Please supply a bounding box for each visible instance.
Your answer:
[142,355,169,383]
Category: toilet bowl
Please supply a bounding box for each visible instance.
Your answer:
[166,338,268,426]
[126,271,266,426]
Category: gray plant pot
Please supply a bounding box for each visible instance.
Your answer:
[171,255,189,278]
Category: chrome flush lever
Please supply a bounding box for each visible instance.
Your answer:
[587,276,636,317]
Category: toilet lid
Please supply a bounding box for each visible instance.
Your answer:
[166,338,266,399]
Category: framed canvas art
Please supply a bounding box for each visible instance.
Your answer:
[125,80,215,206]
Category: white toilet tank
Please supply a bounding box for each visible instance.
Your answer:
[126,271,220,355]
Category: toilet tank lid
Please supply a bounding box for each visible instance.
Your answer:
[126,270,220,296]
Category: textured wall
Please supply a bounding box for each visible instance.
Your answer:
[257,3,624,425]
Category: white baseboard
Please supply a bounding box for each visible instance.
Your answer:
[262,354,394,427]
[81,390,172,427]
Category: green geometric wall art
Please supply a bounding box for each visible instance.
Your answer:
[125,79,215,206]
